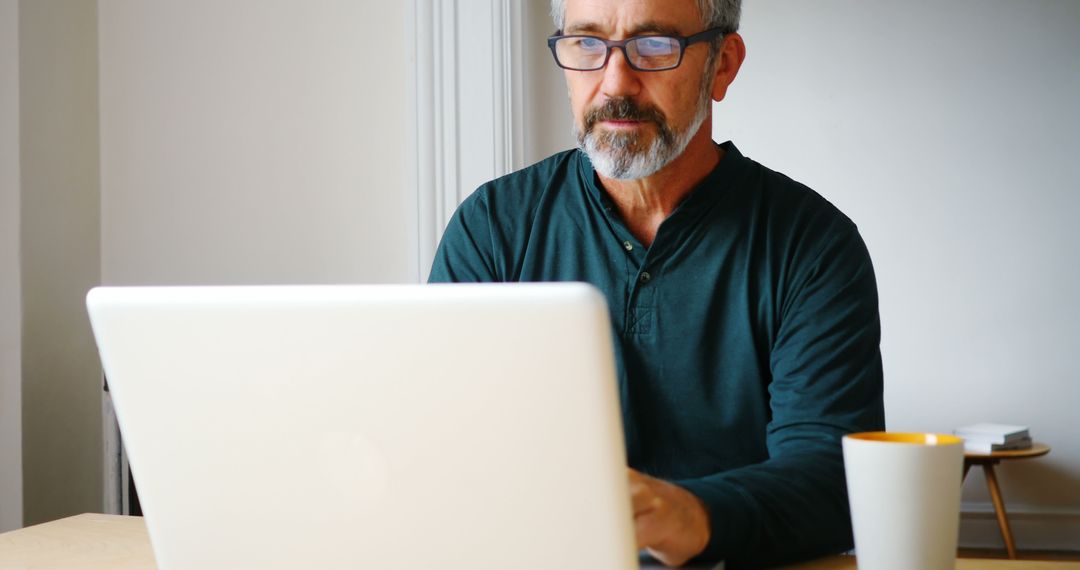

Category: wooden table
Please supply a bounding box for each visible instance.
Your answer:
[0,513,155,569]
[783,556,1080,570]
[963,443,1052,560]
[1,513,1077,569]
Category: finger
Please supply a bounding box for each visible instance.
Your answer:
[627,471,649,500]
[634,491,664,516]
[634,509,668,550]
[630,482,664,515]
[628,469,655,498]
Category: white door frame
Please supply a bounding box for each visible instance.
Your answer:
[407,0,526,281]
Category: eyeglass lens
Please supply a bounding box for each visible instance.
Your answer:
[555,36,682,70]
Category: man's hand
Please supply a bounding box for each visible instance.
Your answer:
[629,468,711,567]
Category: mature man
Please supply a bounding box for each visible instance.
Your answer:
[429,0,884,567]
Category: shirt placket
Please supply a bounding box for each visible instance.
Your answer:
[600,203,657,337]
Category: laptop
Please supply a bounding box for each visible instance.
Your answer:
[87,283,643,569]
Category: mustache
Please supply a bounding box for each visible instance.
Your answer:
[583,98,668,133]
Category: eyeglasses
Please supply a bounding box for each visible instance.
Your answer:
[547,27,724,72]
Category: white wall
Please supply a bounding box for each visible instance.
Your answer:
[522,0,574,164]
[0,0,24,533]
[98,0,414,286]
[19,0,104,526]
[714,0,1080,549]
[6,0,414,529]
[525,0,1080,551]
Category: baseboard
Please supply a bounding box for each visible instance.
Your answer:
[960,502,1080,552]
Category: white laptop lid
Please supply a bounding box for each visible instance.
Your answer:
[87,283,638,570]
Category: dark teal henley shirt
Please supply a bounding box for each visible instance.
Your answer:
[428,142,885,567]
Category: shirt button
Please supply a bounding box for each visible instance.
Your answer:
[639,271,652,284]
[622,241,633,252]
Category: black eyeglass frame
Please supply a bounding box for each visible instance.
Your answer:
[547,26,725,72]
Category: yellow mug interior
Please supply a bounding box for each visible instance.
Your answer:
[845,432,963,446]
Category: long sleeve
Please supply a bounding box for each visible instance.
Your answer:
[677,223,885,567]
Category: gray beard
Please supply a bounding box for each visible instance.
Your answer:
[575,81,713,180]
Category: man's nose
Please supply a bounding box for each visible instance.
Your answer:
[600,47,642,99]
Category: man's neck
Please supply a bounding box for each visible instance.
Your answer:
[596,124,723,247]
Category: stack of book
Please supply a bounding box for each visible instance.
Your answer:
[954,423,1032,454]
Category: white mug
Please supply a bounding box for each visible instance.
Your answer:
[842,432,964,570]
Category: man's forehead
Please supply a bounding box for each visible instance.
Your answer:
[562,0,703,36]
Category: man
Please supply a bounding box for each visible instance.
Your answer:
[429,0,884,567]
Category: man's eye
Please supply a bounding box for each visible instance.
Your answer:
[637,37,676,55]
[578,37,605,51]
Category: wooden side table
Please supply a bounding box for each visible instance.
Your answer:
[962,443,1051,560]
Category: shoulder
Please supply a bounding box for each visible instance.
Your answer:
[744,157,857,235]
[462,149,580,217]
[727,152,874,293]
[432,149,583,282]
[723,154,864,269]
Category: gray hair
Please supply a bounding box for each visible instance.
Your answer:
[549,0,741,34]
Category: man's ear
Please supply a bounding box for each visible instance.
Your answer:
[711,32,746,102]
